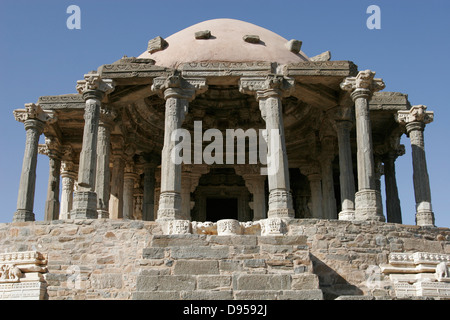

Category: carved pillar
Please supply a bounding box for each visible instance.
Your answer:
[341,70,385,221]
[60,161,77,219]
[397,105,435,226]
[239,75,295,219]
[123,163,138,220]
[320,137,337,219]
[235,166,267,221]
[95,106,115,218]
[109,143,125,220]
[301,164,323,219]
[383,147,404,224]
[39,137,62,221]
[142,162,156,221]
[13,104,54,222]
[335,120,356,220]
[71,73,115,219]
[151,74,207,221]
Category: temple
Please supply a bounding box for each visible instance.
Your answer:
[12,18,436,233]
[4,18,449,301]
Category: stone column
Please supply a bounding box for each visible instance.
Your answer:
[60,161,77,220]
[142,162,156,221]
[240,75,295,219]
[341,70,385,221]
[123,163,138,219]
[383,148,404,224]
[40,138,62,221]
[151,74,207,221]
[335,120,356,220]
[109,147,125,219]
[95,106,115,219]
[301,165,323,219]
[13,103,54,222]
[235,166,267,221]
[320,137,337,219]
[397,105,435,226]
[71,73,115,219]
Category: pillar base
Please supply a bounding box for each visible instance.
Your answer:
[159,219,191,235]
[157,192,182,220]
[355,190,385,222]
[71,191,98,219]
[97,209,110,219]
[13,209,35,222]
[416,210,435,227]
[217,219,242,236]
[260,217,287,236]
[338,210,355,221]
[267,189,295,218]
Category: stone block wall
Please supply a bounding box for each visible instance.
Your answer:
[0,219,448,300]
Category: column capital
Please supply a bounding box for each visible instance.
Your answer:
[397,105,434,131]
[76,72,115,100]
[151,72,207,100]
[239,74,295,99]
[340,70,385,100]
[99,105,117,127]
[13,103,56,126]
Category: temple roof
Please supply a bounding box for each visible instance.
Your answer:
[138,18,309,68]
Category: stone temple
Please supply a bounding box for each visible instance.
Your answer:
[1,19,449,300]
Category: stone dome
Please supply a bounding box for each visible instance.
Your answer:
[138,18,309,68]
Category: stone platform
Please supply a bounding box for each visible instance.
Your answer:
[0,219,448,300]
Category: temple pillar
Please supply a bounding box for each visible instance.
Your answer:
[40,138,62,221]
[71,73,115,219]
[13,103,54,222]
[301,164,323,219]
[397,105,435,226]
[335,120,356,220]
[151,74,207,221]
[240,75,295,219]
[142,162,156,221]
[320,137,337,219]
[235,166,267,221]
[341,70,385,222]
[383,148,404,223]
[60,161,77,219]
[123,163,137,220]
[95,106,115,219]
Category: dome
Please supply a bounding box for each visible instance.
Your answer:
[138,18,309,68]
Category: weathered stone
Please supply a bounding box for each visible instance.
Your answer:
[243,34,260,43]
[195,30,211,39]
[173,260,219,275]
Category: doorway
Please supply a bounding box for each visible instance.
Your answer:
[206,197,238,222]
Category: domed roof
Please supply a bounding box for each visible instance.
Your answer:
[138,18,309,68]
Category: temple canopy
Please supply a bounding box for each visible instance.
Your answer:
[12,18,435,234]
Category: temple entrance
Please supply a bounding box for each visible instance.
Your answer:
[206,197,238,222]
[191,167,252,222]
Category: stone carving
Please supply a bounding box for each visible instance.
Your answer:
[397,105,434,125]
[243,34,260,43]
[340,69,385,93]
[260,217,286,236]
[217,219,242,235]
[239,74,294,96]
[310,51,331,62]
[147,36,168,53]
[381,252,450,298]
[13,103,56,124]
[0,251,48,300]
[76,72,115,96]
[167,220,191,235]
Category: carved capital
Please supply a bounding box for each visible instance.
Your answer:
[239,74,295,98]
[340,70,385,99]
[76,73,115,100]
[13,103,56,125]
[397,105,434,126]
[151,72,207,101]
[38,136,62,159]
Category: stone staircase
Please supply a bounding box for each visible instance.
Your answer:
[133,234,323,300]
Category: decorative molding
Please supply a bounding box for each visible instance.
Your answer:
[13,103,56,124]
[397,105,434,125]
[340,70,385,96]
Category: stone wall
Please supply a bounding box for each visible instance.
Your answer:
[0,219,448,300]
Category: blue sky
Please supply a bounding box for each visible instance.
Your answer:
[0,0,449,227]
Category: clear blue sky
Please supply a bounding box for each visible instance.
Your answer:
[0,0,449,227]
